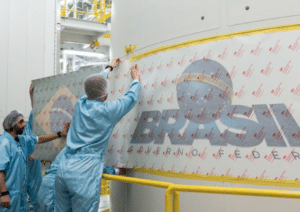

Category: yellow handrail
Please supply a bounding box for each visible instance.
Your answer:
[94,0,98,21]
[102,174,300,212]
[166,184,300,212]
[61,0,67,17]
[102,174,172,189]
[63,9,91,14]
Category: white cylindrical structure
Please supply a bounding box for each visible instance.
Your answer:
[110,0,300,211]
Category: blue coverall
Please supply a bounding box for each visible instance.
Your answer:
[0,131,38,212]
[23,111,43,212]
[55,70,141,212]
[38,145,116,212]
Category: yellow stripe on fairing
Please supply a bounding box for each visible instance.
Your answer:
[133,168,300,188]
[130,23,300,62]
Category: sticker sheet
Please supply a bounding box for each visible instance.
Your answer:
[33,31,300,180]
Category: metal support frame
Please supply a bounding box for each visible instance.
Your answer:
[61,0,111,23]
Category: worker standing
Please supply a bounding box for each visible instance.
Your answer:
[23,111,43,212]
[54,59,141,212]
[22,86,43,212]
[38,145,123,212]
[26,157,42,212]
[0,86,70,212]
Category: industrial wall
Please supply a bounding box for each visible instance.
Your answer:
[0,0,56,134]
[110,0,300,211]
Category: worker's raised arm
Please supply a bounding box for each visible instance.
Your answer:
[30,84,34,108]
[100,57,121,79]
[23,111,33,136]
[106,64,141,124]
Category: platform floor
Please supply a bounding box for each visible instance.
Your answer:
[28,194,111,212]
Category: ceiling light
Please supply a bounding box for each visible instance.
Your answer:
[83,44,90,49]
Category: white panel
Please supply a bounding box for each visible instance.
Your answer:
[228,0,300,26]
[25,0,46,116]
[112,0,220,58]
[44,0,55,77]
[0,1,10,118]
[7,0,28,114]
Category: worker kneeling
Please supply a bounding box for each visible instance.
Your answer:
[54,59,141,212]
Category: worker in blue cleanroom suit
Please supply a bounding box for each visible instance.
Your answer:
[0,111,37,212]
[0,93,70,211]
[26,159,42,212]
[54,59,141,212]
[22,111,43,212]
[38,146,121,212]
[38,148,66,212]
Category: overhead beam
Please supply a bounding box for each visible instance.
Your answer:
[60,42,109,55]
[61,17,109,33]
[61,32,95,44]
[61,28,100,36]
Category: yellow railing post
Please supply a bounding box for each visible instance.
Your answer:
[61,0,67,17]
[173,191,180,212]
[64,0,67,16]
[165,186,174,212]
[98,0,106,22]
[101,178,110,195]
[94,0,98,21]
